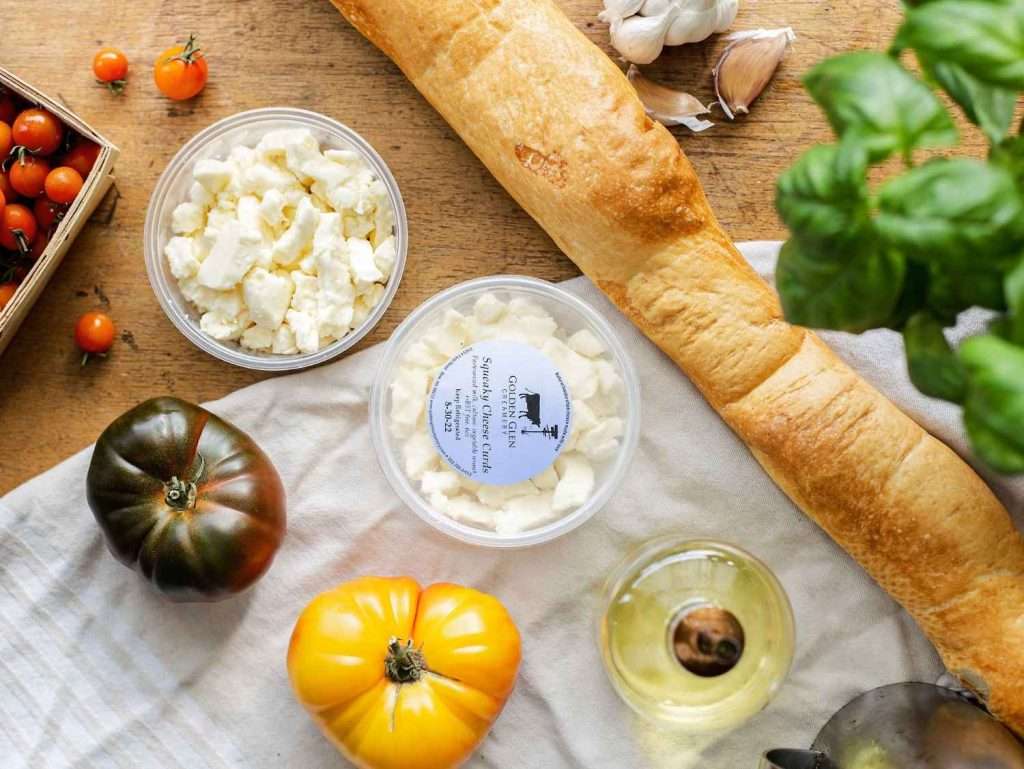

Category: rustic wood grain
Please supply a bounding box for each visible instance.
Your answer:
[0,0,985,492]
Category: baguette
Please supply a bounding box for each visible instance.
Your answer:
[326,0,1024,732]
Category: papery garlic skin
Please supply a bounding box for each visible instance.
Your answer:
[602,0,739,63]
[627,65,714,133]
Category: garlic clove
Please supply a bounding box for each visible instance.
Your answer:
[627,65,714,133]
[638,0,670,17]
[610,8,679,65]
[713,27,795,120]
[664,0,739,46]
[598,0,646,24]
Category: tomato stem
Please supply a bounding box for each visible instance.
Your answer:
[170,34,203,66]
[12,229,29,256]
[385,638,427,683]
[164,453,205,510]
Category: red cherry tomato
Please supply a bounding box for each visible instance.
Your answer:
[93,47,129,92]
[0,203,37,252]
[9,153,50,198]
[0,282,16,311]
[12,108,64,156]
[0,122,12,159]
[154,35,208,101]
[0,169,14,201]
[0,189,5,220]
[44,166,83,204]
[75,311,116,354]
[62,140,100,179]
[28,232,49,260]
[34,197,63,231]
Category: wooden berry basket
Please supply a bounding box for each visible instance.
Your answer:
[0,67,119,356]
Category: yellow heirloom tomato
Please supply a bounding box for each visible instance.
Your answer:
[287,576,522,769]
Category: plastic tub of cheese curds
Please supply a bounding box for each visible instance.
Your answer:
[144,107,407,371]
[371,276,641,547]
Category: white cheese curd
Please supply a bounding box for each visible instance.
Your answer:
[388,293,626,535]
[165,128,396,355]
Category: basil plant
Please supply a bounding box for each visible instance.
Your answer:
[775,0,1024,473]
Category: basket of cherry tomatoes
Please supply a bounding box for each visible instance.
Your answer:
[0,68,118,356]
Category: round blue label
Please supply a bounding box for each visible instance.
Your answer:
[427,340,572,486]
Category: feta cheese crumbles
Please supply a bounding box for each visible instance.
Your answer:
[388,293,627,536]
[166,127,397,353]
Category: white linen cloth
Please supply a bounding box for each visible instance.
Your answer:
[3,241,1021,769]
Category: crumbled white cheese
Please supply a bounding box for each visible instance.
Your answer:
[389,293,626,534]
[166,237,200,280]
[172,202,204,235]
[193,159,233,194]
[166,128,397,355]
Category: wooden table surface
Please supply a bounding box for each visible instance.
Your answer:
[0,0,977,492]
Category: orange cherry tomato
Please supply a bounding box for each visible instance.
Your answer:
[0,203,37,252]
[93,47,129,92]
[154,35,208,101]
[12,108,64,156]
[44,166,83,204]
[0,282,16,310]
[75,311,116,354]
[0,92,17,125]
[62,140,100,179]
[0,189,5,220]
[34,197,63,231]
[9,153,50,198]
[0,122,12,159]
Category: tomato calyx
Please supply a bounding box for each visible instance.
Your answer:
[385,638,427,684]
[170,34,203,66]
[164,453,206,510]
[98,79,127,95]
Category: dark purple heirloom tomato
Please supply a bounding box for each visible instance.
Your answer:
[86,397,286,602]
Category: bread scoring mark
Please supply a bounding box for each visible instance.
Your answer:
[515,144,568,188]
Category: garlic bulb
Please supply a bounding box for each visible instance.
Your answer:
[601,0,739,64]
[598,0,646,24]
[627,65,714,133]
[665,0,738,46]
[610,8,679,65]
[714,27,795,119]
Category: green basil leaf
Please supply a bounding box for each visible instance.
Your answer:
[903,312,967,402]
[876,158,1024,266]
[960,333,1024,473]
[887,259,930,329]
[900,0,1024,91]
[925,59,1017,142]
[927,263,1008,322]
[803,52,957,161]
[776,142,870,246]
[990,133,1024,187]
[777,236,906,333]
[1005,255,1024,343]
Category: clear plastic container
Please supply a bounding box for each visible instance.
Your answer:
[370,276,641,547]
[600,537,795,732]
[144,107,408,371]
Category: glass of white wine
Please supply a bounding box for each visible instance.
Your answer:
[600,537,795,733]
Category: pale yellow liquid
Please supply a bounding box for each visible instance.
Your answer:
[601,539,794,732]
